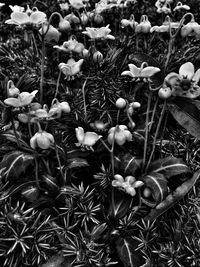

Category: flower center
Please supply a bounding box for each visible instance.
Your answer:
[180,77,191,91]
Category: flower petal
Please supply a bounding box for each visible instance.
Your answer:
[141,66,160,77]
[75,127,85,144]
[6,11,30,25]
[4,98,20,107]
[128,64,140,77]
[164,72,179,86]
[71,59,84,75]
[83,132,101,146]
[179,62,194,79]
[30,11,46,24]
[121,71,134,77]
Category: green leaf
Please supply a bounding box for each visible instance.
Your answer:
[140,172,168,207]
[145,169,200,222]
[168,97,200,139]
[67,157,89,169]
[108,190,132,220]
[148,156,191,180]
[116,236,143,267]
[115,152,142,176]
[0,151,34,182]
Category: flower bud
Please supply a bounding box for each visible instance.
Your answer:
[93,51,103,63]
[59,101,71,113]
[7,80,20,97]
[18,113,29,123]
[59,19,71,32]
[116,98,126,109]
[94,14,103,24]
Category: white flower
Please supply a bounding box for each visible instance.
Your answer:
[75,127,102,147]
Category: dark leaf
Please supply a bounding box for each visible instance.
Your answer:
[148,156,191,180]
[145,169,200,222]
[115,152,142,176]
[168,97,200,139]
[0,151,34,182]
[116,236,143,267]
[67,157,89,169]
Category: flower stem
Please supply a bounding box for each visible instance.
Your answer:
[82,79,88,123]
[11,116,20,147]
[54,69,61,99]
[40,33,45,104]
[142,90,152,172]
[145,100,167,172]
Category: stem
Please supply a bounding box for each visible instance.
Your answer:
[54,143,65,185]
[164,36,174,71]
[142,90,152,172]
[27,107,32,138]
[40,33,45,104]
[11,115,20,147]
[82,79,88,123]
[32,32,39,57]
[34,156,43,191]
[149,95,159,132]
[54,70,61,99]
[145,100,167,172]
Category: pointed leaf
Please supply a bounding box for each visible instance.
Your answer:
[0,151,34,182]
[148,156,191,180]
[145,169,200,222]
[115,152,142,176]
[168,97,200,139]
[116,237,143,267]
[67,158,89,169]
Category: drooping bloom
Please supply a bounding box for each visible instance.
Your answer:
[9,5,24,12]
[173,2,190,12]
[155,0,172,14]
[150,16,180,33]
[5,7,46,27]
[4,90,38,107]
[30,131,54,149]
[162,62,200,98]
[69,0,84,9]
[135,15,151,34]
[121,62,160,81]
[75,127,102,147]
[112,174,144,197]
[54,36,85,54]
[59,58,84,80]
[82,25,115,40]
[181,19,200,38]
[108,125,132,146]
[121,14,138,29]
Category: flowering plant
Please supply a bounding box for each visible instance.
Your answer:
[0,1,200,267]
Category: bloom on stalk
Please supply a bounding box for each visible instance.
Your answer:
[59,58,84,80]
[5,6,46,27]
[121,14,138,29]
[9,5,24,12]
[108,125,132,146]
[69,0,84,9]
[121,62,160,82]
[30,131,54,149]
[54,36,85,54]
[150,16,180,33]
[112,174,144,197]
[155,0,172,14]
[162,62,200,98]
[75,127,102,147]
[173,2,190,12]
[135,15,151,34]
[82,25,115,40]
[4,90,38,107]
[181,19,200,38]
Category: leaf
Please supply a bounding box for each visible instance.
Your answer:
[140,172,168,207]
[115,152,142,176]
[168,97,200,139]
[148,156,191,180]
[0,151,34,182]
[145,169,200,222]
[41,252,71,267]
[67,157,89,169]
[116,236,143,267]
[108,190,132,220]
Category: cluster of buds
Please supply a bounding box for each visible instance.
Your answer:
[112,174,144,196]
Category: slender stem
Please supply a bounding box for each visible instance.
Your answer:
[164,36,174,71]
[32,32,39,57]
[11,115,20,147]
[40,34,45,104]
[54,70,62,99]
[54,143,65,185]
[145,100,167,172]
[34,156,43,191]
[142,90,152,172]
[82,79,88,123]
[149,95,159,132]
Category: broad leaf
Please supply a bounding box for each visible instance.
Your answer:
[67,157,89,169]
[145,169,200,222]
[148,156,191,180]
[116,236,143,267]
[108,190,132,220]
[168,97,200,139]
[115,152,142,176]
[140,172,168,207]
[0,151,34,182]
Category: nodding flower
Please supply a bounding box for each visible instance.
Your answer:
[75,127,102,147]
[121,62,160,82]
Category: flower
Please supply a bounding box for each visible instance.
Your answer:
[181,19,200,38]
[163,62,200,98]
[155,0,172,14]
[4,90,38,107]
[30,131,54,149]
[9,5,24,12]
[59,3,70,11]
[135,15,151,33]
[39,24,61,43]
[121,14,138,29]
[59,58,84,80]
[112,174,144,196]
[54,36,85,54]
[5,7,46,27]
[82,25,115,40]
[75,127,102,147]
[69,0,84,9]
[108,125,132,146]
[150,16,180,33]
[7,80,20,97]
[121,62,160,81]
[173,2,190,12]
